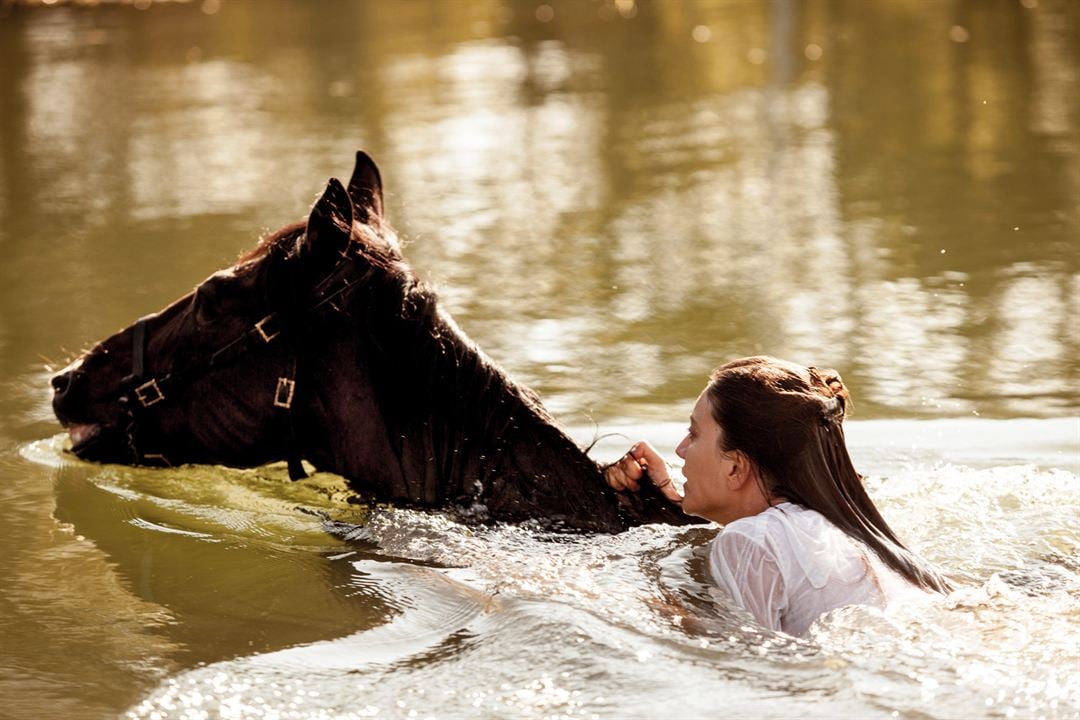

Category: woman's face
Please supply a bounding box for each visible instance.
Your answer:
[675,392,738,523]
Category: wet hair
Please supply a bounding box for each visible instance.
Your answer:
[705,356,952,594]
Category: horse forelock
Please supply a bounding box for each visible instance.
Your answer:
[237,221,306,265]
[237,217,403,269]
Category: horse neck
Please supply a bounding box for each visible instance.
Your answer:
[409,309,637,529]
[309,274,675,531]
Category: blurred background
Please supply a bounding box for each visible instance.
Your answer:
[1,0,1078,427]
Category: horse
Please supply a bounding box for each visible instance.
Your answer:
[51,152,691,532]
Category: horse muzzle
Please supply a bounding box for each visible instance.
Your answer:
[51,367,125,461]
[61,419,131,463]
[51,366,97,424]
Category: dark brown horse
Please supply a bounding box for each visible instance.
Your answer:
[51,152,689,532]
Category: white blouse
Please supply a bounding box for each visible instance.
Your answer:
[708,503,922,636]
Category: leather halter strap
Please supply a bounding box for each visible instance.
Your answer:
[118,245,372,480]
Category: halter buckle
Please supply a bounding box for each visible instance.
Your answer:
[274,377,296,409]
[255,315,281,343]
[135,379,165,407]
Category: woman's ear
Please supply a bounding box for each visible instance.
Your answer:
[725,450,754,490]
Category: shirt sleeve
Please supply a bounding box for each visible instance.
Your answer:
[708,528,786,632]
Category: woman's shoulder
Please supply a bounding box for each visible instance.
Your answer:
[716,504,863,580]
[722,503,823,543]
[713,505,806,561]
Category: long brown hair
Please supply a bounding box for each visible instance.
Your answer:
[706,356,952,594]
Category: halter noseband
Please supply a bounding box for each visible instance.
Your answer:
[118,241,372,480]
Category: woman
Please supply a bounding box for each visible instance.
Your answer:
[606,356,951,636]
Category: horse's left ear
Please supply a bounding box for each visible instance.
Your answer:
[302,178,353,264]
[347,151,384,223]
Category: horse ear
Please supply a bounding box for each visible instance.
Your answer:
[303,178,354,262]
[347,151,384,222]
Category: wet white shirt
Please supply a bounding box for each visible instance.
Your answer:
[708,503,920,636]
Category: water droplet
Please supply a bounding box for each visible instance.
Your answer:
[535,4,554,22]
[692,25,711,43]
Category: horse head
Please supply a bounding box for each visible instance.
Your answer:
[51,152,390,471]
[51,152,691,531]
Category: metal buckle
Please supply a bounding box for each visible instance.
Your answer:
[255,315,280,343]
[135,379,165,407]
[273,377,296,409]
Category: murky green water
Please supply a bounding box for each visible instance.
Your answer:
[1,1,1078,718]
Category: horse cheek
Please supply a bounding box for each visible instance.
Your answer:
[175,390,256,465]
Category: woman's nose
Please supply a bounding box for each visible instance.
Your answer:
[675,436,688,459]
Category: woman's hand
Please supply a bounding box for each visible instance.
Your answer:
[604,441,682,504]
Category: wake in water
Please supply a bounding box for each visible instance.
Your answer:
[136,475,1077,717]
[22,420,1080,719]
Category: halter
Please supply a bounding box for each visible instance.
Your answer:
[118,241,373,480]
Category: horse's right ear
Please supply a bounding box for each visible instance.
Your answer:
[302,178,353,264]
[347,151,384,223]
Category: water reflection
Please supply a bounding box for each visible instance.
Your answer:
[2,0,1076,422]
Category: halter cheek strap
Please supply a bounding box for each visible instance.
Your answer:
[120,315,308,481]
[274,356,307,481]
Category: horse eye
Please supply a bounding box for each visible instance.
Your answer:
[194,287,220,325]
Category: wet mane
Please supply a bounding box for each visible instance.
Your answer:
[235,217,591,516]
[223,212,679,526]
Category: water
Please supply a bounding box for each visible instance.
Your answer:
[15,420,1080,719]
[1,1,1078,718]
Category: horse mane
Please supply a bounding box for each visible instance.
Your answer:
[361,267,596,510]
[233,213,603,517]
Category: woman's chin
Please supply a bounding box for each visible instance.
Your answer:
[679,497,719,524]
[680,498,702,520]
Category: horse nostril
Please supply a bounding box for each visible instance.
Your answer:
[52,372,75,396]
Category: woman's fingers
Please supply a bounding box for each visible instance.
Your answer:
[604,448,646,492]
[606,441,683,505]
[631,441,666,471]
[631,441,683,504]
